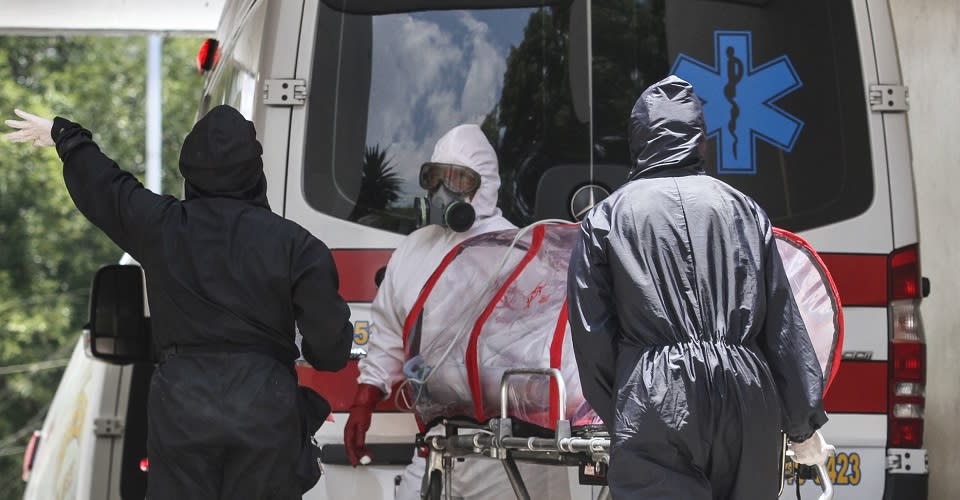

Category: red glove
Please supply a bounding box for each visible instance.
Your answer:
[344,384,383,466]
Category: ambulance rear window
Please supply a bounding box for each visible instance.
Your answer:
[303,0,872,233]
[665,0,874,231]
[304,1,576,234]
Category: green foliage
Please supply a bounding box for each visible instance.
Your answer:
[0,34,204,494]
[488,0,669,224]
[352,145,404,218]
[348,145,416,233]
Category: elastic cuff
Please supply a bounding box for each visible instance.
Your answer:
[356,374,392,399]
[788,431,813,443]
[52,116,95,162]
[51,116,74,142]
[352,383,386,408]
[787,410,829,443]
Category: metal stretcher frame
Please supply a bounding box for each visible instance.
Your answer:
[419,368,834,500]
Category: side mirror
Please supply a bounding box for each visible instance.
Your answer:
[84,265,152,365]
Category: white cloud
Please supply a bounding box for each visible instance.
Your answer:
[361,11,510,203]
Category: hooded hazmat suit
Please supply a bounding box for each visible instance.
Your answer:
[351,124,572,500]
[567,76,827,499]
[50,105,353,499]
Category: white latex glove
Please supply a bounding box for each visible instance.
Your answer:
[790,431,835,466]
[4,109,54,147]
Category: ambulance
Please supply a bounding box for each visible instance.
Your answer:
[22,0,928,498]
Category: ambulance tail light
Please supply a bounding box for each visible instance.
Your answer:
[888,245,926,449]
[21,430,41,482]
[196,38,219,74]
[890,245,921,301]
[888,298,925,448]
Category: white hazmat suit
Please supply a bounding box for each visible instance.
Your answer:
[356,124,573,500]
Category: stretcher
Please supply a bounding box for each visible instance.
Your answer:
[418,368,836,500]
[401,223,842,500]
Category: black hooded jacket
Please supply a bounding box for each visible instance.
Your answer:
[52,106,352,370]
[567,76,827,450]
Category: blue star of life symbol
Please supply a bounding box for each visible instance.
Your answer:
[671,31,803,174]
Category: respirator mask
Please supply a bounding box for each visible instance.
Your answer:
[414,162,480,232]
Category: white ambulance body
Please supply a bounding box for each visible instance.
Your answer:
[23,0,928,498]
[22,253,153,499]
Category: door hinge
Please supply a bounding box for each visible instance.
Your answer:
[264,79,307,106]
[870,84,908,112]
[93,417,124,437]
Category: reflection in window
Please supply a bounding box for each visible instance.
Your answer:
[353,9,539,231]
[306,0,870,234]
[348,145,405,229]
[305,2,674,231]
[491,6,589,224]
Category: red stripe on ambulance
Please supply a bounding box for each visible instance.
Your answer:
[333,251,891,306]
[297,362,401,413]
[818,253,888,306]
[330,249,393,303]
[823,361,888,414]
[319,249,904,418]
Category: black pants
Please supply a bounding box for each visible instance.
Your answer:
[606,411,783,500]
[146,352,302,500]
[606,351,784,500]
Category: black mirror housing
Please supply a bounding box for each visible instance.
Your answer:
[84,265,153,365]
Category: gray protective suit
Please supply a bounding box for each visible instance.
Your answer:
[567,76,827,499]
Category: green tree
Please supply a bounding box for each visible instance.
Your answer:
[488,0,668,224]
[0,34,204,495]
[363,145,402,208]
[350,145,404,221]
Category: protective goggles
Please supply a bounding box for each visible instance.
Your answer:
[419,162,481,195]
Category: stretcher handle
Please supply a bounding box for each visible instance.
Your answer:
[500,368,567,422]
[815,461,834,500]
[785,441,836,500]
[814,444,837,500]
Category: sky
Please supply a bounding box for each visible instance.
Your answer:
[359,8,538,204]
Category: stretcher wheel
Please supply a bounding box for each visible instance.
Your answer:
[427,470,442,500]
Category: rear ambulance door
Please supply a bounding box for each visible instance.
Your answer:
[200,0,299,214]
[279,1,611,498]
[22,341,144,500]
[22,340,98,500]
[654,1,909,498]
[277,0,913,498]
[283,1,417,498]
